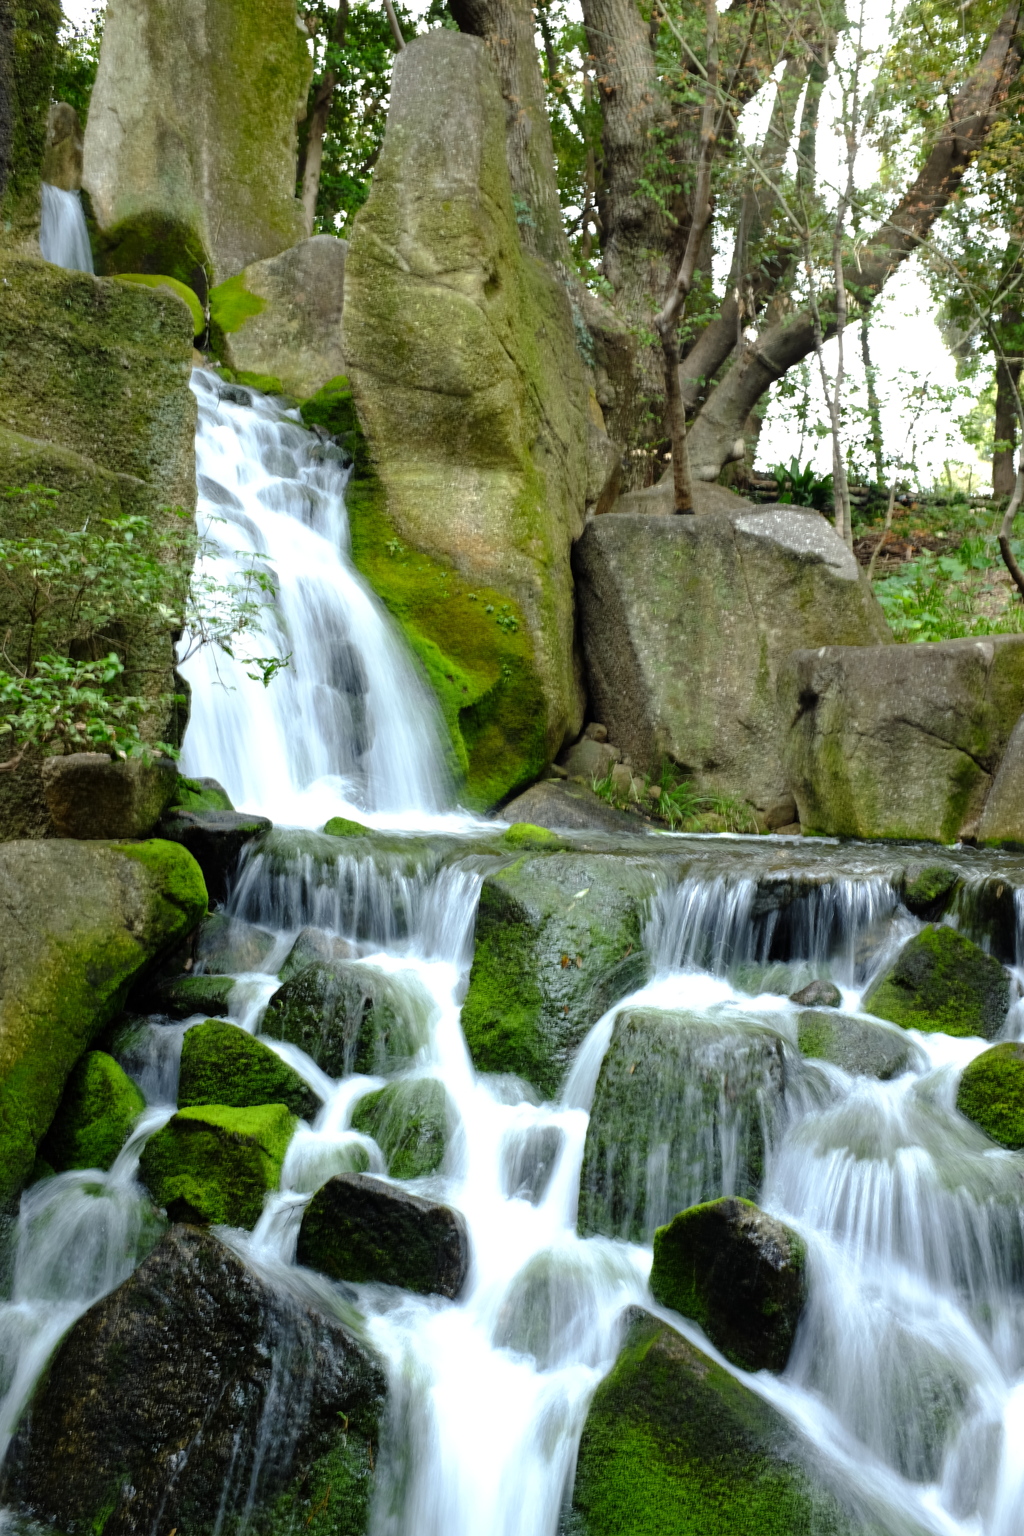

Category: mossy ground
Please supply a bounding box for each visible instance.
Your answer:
[863,924,1009,1038]
[40,1050,145,1172]
[139,1102,296,1227]
[178,1021,321,1120]
[957,1042,1024,1148]
[350,1078,450,1179]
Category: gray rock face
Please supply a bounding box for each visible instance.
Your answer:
[796,1009,920,1079]
[297,1172,470,1298]
[40,101,83,191]
[573,509,890,813]
[979,712,1024,847]
[499,779,644,834]
[1,1225,386,1536]
[82,0,310,287]
[41,752,177,838]
[780,637,1024,842]
[216,235,347,398]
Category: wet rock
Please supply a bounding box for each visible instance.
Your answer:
[263,960,431,1077]
[0,839,206,1203]
[501,1123,564,1204]
[501,822,568,852]
[569,1309,863,1536]
[493,1247,608,1369]
[957,1042,1024,1148]
[796,1010,919,1080]
[139,1102,296,1228]
[903,864,961,920]
[1,1225,386,1536]
[350,1078,452,1180]
[650,1197,807,1372]
[863,925,1009,1039]
[156,807,272,904]
[171,773,234,812]
[39,1050,145,1172]
[195,910,277,973]
[789,979,842,1008]
[324,814,372,838]
[578,1007,787,1243]
[979,711,1024,848]
[214,236,347,399]
[297,1172,469,1297]
[461,852,653,1099]
[178,1020,322,1120]
[41,751,178,838]
[499,780,643,833]
[156,972,237,1018]
[278,926,360,984]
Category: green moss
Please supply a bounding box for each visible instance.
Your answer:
[570,1311,855,1536]
[114,274,205,336]
[863,925,1009,1039]
[178,1021,322,1120]
[957,1042,1024,1148]
[138,1102,296,1228]
[208,271,266,335]
[350,1079,450,1179]
[94,212,212,303]
[323,816,371,838]
[172,775,234,813]
[114,840,210,926]
[250,1436,377,1536]
[39,1051,145,1172]
[903,866,961,918]
[233,370,288,395]
[262,962,431,1078]
[501,822,566,850]
[157,974,236,1019]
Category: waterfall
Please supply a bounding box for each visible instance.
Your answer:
[38,185,94,273]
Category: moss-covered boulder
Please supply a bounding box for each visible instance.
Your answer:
[82,0,310,289]
[796,1009,919,1080]
[0,1224,386,1536]
[262,961,432,1078]
[501,822,568,851]
[40,751,178,839]
[178,1021,322,1121]
[461,852,652,1099]
[212,237,347,397]
[156,972,237,1019]
[350,1078,452,1180]
[578,1008,787,1243]
[903,865,961,920]
[344,32,591,807]
[39,1050,145,1173]
[862,925,1009,1039]
[568,1309,863,1536]
[0,838,206,1203]
[297,1172,469,1297]
[139,1102,296,1228]
[650,1198,807,1373]
[114,272,205,335]
[956,1042,1024,1148]
[172,774,234,813]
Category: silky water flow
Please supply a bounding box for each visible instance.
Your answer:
[37,184,94,273]
[4,373,1024,1535]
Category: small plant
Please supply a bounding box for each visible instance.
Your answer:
[773,458,834,512]
[873,533,1024,643]
[592,763,759,834]
[494,605,519,633]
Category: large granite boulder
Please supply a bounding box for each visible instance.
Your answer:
[0,839,207,1202]
[460,852,653,1099]
[155,807,273,903]
[82,0,310,292]
[343,31,590,809]
[40,100,84,192]
[978,712,1024,846]
[568,1309,865,1536]
[573,508,890,816]
[41,752,178,838]
[212,235,347,397]
[862,925,1009,1039]
[780,636,1024,841]
[297,1172,469,1297]
[1,1224,386,1536]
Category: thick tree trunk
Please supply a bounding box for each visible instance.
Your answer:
[994,339,1022,496]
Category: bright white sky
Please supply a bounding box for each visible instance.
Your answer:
[61,0,988,491]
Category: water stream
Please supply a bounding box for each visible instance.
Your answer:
[38,184,94,273]
[4,375,1024,1534]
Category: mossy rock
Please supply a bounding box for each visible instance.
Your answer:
[138,1102,296,1228]
[207,269,267,352]
[569,1309,863,1536]
[277,927,358,985]
[957,1042,1024,1148]
[862,925,1009,1039]
[39,1051,145,1173]
[178,1021,322,1121]
[171,774,234,813]
[114,273,205,336]
[578,1008,787,1243]
[796,1009,919,1080]
[500,821,567,851]
[461,852,653,1100]
[903,865,961,920]
[650,1198,806,1373]
[323,815,372,838]
[350,1078,452,1180]
[296,1172,469,1297]
[157,973,237,1019]
[262,960,432,1077]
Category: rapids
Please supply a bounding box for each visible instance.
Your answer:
[4,374,1024,1536]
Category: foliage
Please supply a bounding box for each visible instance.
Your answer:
[592,763,759,834]
[872,532,1024,641]
[0,652,149,761]
[51,3,103,121]
[772,458,834,511]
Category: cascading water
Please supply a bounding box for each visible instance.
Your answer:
[37,185,94,273]
[7,373,1024,1536]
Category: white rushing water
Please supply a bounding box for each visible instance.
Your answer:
[38,184,93,273]
[6,372,1024,1536]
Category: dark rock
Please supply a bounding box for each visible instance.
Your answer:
[263,960,431,1077]
[650,1197,807,1372]
[40,751,178,838]
[789,979,842,1008]
[498,779,645,834]
[863,925,1009,1038]
[569,1309,863,1536]
[297,1173,469,1298]
[500,1124,564,1204]
[796,1009,919,1080]
[1,1225,386,1536]
[957,1042,1024,1148]
[156,971,237,1018]
[350,1078,452,1179]
[139,1103,295,1228]
[461,852,653,1099]
[39,1050,145,1172]
[156,807,272,903]
[578,1008,787,1242]
[178,1020,322,1120]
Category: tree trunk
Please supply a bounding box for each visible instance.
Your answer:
[994,338,1022,496]
[297,1,349,237]
[860,313,886,484]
